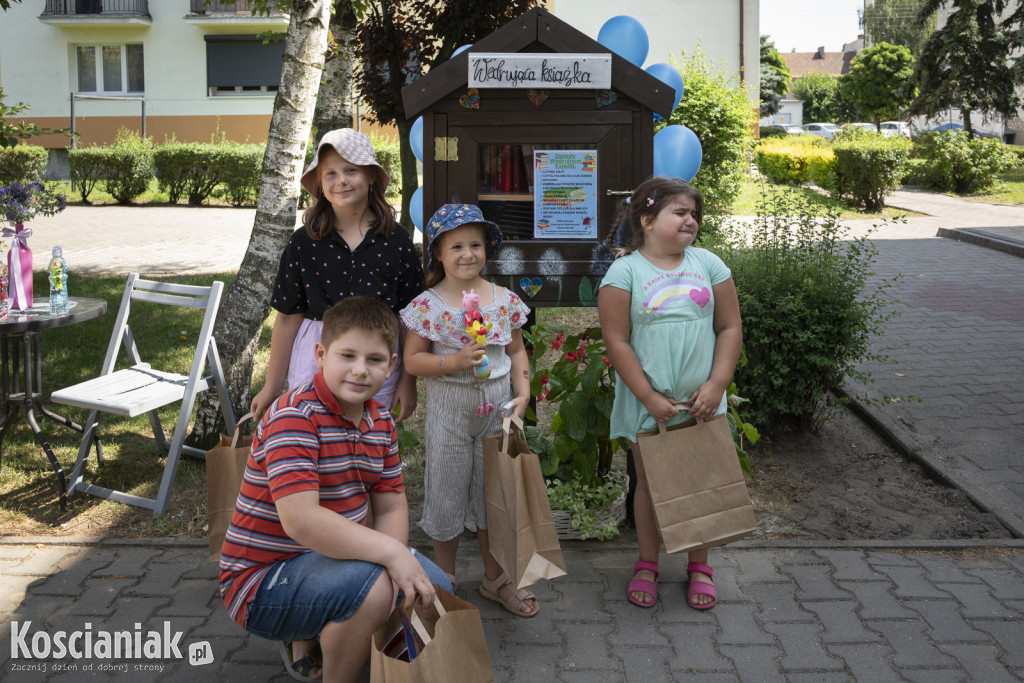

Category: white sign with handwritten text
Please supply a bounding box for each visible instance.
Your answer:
[468,53,612,89]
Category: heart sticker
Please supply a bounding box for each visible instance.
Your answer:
[528,89,549,108]
[689,287,711,308]
[519,277,543,298]
[596,90,617,108]
[459,89,480,109]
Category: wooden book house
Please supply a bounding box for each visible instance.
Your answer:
[401,7,673,307]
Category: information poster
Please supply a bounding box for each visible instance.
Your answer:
[533,150,598,239]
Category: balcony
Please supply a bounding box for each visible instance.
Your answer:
[39,0,152,25]
[185,0,288,27]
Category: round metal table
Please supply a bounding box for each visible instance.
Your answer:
[0,297,107,508]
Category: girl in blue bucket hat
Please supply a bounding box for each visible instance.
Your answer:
[400,204,539,617]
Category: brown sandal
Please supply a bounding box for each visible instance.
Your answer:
[478,574,539,618]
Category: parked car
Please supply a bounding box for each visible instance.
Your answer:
[801,122,842,140]
[929,122,1000,139]
[880,121,912,138]
[778,123,806,135]
[845,122,877,132]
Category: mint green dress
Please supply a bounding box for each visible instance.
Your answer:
[599,248,732,442]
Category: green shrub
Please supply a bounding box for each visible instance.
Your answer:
[67,146,108,202]
[153,141,230,205]
[759,125,788,139]
[723,184,898,429]
[102,128,154,205]
[665,45,755,220]
[754,139,835,185]
[913,130,1018,194]
[367,133,401,199]
[0,145,48,185]
[823,135,910,211]
[218,143,264,207]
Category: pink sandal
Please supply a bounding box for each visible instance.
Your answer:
[627,560,659,607]
[687,561,717,610]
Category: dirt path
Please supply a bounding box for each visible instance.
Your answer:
[747,406,1012,540]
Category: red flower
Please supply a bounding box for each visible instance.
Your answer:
[551,332,565,351]
[540,374,549,385]
[601,356,610,367]
[567,352,578,363]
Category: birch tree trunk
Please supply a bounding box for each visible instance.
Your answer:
[188,0,332,446]
[312,0,356,135]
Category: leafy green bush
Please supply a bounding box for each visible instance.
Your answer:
[218,143,264,207]
[723,184,898,429]
[367,133,401,199]
[665,46,755,218]
[102,128,154,205]
[0,145,47,185]
[67,147,109,203]
[754,138,835,185]
[822,135,910,211]
[759,125,788,139]
[913,130,1018,194]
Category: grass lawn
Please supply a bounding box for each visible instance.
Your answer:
[961,166,1024,205]
[734,175,920,220]
[0,271,278,538]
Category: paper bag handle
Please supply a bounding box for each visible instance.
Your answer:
[656,401,694,434]
[230,412,256,448]
[405,591,448,648]
[500,413,525,453]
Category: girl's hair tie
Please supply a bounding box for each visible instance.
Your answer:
[646,197,655,207]
[625,196,631,205]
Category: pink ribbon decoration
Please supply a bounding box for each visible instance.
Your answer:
[3,223,34,310]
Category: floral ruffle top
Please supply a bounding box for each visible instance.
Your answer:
[400,286,530,383]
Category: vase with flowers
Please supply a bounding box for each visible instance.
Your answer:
[0,180,67,309]
[523,324,632,540]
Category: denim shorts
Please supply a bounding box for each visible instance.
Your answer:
[244,547,451,642]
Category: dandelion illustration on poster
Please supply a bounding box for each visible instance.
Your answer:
[533,150,597,239]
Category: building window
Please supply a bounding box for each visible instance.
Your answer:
[76,44,144,94]
[205,34,284,96]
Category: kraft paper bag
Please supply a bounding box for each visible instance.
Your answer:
[635,409,756,555]
[483,414,567,589]
[205,412,255,562]
[370,586,494,683]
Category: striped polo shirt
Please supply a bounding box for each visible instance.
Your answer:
[218,370,403,627]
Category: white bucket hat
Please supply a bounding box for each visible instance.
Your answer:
[300,128,390,196]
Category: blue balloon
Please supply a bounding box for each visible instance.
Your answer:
[410,186,424,231]
[653,125,702,182]
[645,63,684,120]
[597,16,649,67]
[410,116,423,163]
[452,44,472,57]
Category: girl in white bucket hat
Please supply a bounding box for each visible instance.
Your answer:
[251,129,424,424]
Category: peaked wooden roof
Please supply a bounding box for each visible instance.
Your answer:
[401,6,673,119]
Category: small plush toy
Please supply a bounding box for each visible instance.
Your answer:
[462,289,492,381]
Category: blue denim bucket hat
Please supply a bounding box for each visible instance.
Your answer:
[425,204,503,272]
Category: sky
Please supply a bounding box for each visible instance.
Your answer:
[759,0,865,54]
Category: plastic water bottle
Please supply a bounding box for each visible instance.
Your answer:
[48,246,69,316]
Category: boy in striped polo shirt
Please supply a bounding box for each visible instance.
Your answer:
[219,296,449,682]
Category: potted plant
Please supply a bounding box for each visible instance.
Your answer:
[523,324,631,540]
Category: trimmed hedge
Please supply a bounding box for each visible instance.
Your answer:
[67,147,108,202]
[367,133,401,200]
[913,130,1018,194]
[759,126,788,139]
[0,144,48,185]
[153,142,264,205]
[102,129,154,204]
[822,135,910,211]
[754,138,835,185]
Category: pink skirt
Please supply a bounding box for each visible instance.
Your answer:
[288,318,403,409]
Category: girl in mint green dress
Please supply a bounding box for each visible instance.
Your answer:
[598,177,743,611]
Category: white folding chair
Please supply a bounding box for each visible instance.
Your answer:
[51,273,236,516]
